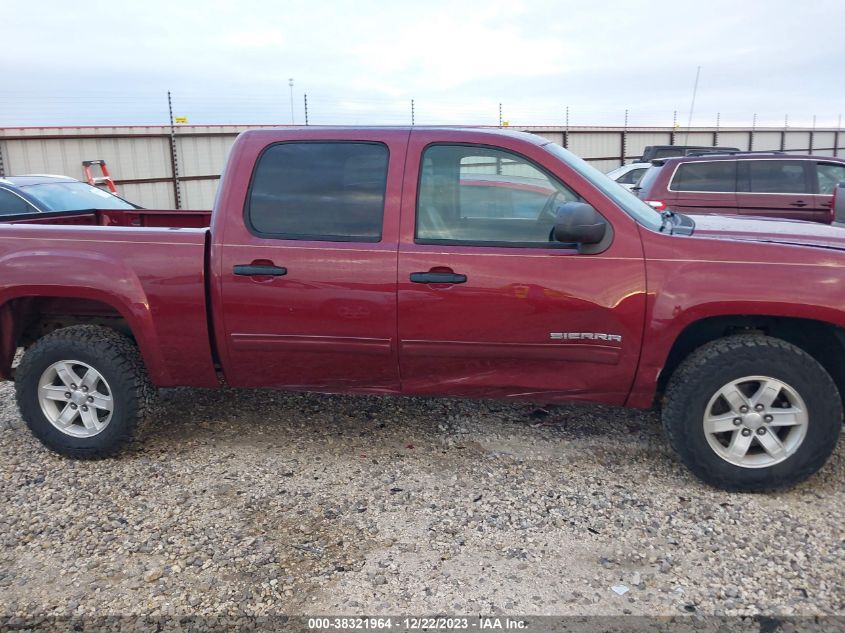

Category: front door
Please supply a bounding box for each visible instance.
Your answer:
[396,132,646,405]
[217,132,407,391]
[813,161,845,221]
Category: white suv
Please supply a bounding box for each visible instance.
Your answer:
[606,162,651,190]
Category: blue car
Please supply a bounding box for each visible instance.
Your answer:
[0,175,138,215]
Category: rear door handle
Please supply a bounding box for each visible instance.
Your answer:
[410,272,467,284]
[233,264,288,276]
[789,201,808,207]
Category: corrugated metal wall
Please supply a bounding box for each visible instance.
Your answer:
[1,124,842,209]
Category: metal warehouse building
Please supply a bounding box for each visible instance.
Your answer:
[0,124,841,209]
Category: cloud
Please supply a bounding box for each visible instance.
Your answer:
[223,30,284,49]
[1,0,843,127]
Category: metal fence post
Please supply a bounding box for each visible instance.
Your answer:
[304,94,309,126]
[411,99,415,126]
[809,115,816,154]
[563,106,569,148]
[167,91,182,210]
[498,103,503,128]
[0,137,5,177]
[713,112,720,146]
[670,110,677,146]
[749,113,757,151]
[779,115,786,151]
[620,109,628,166]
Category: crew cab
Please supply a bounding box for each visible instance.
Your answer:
[1,128,843,492]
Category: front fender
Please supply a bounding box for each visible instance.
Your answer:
[626,253,845,408]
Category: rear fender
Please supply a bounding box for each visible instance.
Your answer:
[0,249,168,383]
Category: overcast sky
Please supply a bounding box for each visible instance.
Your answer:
[2,0,843,128]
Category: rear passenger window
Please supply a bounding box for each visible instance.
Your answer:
[816,163,845,195]
[742,160,809,194]
[247,142,388,241]
[670,161,736,192]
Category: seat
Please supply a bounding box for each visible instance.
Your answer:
[417,175,455,240]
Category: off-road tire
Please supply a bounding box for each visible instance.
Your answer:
[663,334,842,491]
[15,325,153,458]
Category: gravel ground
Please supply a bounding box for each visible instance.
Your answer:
[0,380,842,619]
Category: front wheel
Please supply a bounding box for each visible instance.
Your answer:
[15,325,153,458]
[663,335,842,491]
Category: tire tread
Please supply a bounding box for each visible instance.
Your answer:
[15,325,153,458]
[663,334,842,491]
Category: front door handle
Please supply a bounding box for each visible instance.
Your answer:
[789,201,808,208]
[410,272,467,284]
[233,264,288,276]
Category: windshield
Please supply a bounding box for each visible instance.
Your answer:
[543,143,663,230]
[20,182,135,211]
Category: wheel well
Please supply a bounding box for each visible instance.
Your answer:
[0,296,131,379]
[658,316,845,408]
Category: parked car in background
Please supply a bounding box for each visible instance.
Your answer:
[606,162,651,190]
[638,145,741,162]
[634,153,845,223]
[0,175,138,215]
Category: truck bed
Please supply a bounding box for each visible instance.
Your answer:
[0,209,218,387]
[0,208,212,228]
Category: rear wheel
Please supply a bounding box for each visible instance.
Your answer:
[15,325,152,458]
[663,335,842,491]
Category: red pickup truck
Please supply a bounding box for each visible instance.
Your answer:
[2,128,843,491]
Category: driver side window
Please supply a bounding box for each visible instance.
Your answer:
[416,145,580,246]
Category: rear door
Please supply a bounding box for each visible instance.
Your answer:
[664,160,737,215]
[813,161,845,222]
[216,132,406,390]
[396,131,647,405]
[736,159,816,221]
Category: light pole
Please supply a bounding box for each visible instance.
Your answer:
[288,78,295,125]
[684,65,701,146]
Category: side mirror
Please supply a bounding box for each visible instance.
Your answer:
[553,202,608,245]
[834,180,845,224]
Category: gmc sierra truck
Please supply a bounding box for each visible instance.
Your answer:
[1,127,843,492]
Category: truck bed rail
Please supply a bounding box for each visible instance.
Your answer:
[0,209,212,229]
